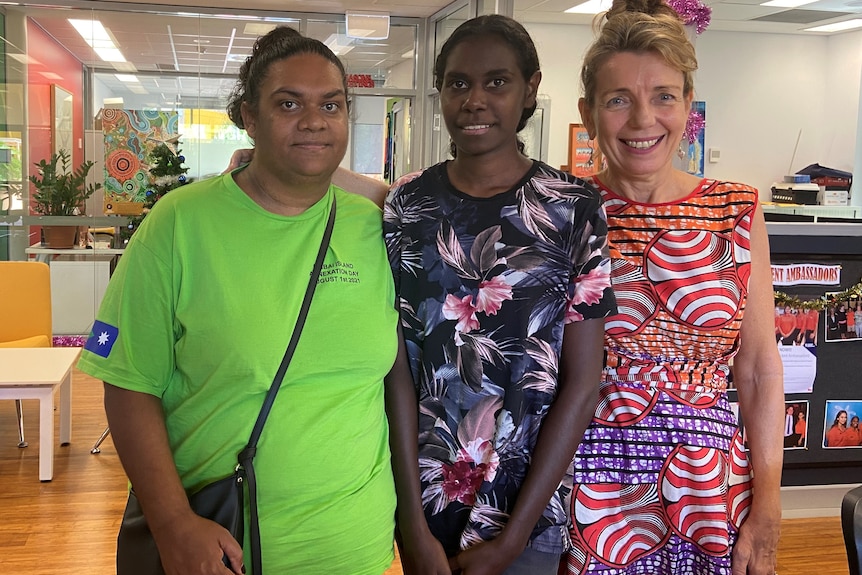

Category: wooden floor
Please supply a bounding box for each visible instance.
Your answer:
[0,367,849,575]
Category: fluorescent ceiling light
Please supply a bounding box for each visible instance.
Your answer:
[324,33,354,56]
[402,49,414,59]
[346,11,390,40]
[243,23,278,36]
[115,74,139,83]
[69,18,127,62]
[95,47,126,63]
[41,72,63,80]
[760,0,816,6]
[805,18,862,31]
[565,0,613,14]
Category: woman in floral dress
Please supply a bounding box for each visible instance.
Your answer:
[383,14,616,575]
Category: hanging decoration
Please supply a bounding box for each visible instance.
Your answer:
[684,110,706,144]
[667,0,712,35]
[774,276,862,311]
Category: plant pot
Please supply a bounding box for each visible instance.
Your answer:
[43,226,77,249]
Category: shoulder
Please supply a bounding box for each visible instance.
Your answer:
[529,162,602,202]
[701,179,760,204]
[333,185,383,219]
[385,163,444,205]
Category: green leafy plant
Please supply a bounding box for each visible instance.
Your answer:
[28,149,101,216]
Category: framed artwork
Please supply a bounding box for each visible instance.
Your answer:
[51,84,73,158]
[566,123,602,178]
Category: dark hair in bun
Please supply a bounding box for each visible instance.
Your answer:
[227,26,348,129]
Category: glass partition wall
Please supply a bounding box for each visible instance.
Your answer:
[0,2,422,341]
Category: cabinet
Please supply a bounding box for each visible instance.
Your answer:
[48,259,111,335]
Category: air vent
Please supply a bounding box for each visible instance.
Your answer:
[752,9,854,23]
[156,63,177,72]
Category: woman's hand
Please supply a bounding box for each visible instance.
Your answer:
[223,148,254,173]
[398,528,452,575]
[154,513,244,575]
[449,538,521,575]
[730,503,780,575]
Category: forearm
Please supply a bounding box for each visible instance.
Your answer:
[332,167,388,208]
[384,336,428,536]
[735,368,784,511]
[498,318,604,548]
[104,383,193,532]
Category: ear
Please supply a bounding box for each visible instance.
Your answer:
[525,70,541,108]
[240,101,257,140]
[578,97,597,140]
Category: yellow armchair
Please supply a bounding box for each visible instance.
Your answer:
[0,261,52,447]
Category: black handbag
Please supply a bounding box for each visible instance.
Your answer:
[116,197,336,575]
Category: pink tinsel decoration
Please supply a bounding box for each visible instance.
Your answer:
[684,110,706,144]
[666,0,712,34]
[53,335,88,347]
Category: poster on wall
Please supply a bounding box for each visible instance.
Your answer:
[101,109,179,214]
[824,292,862,342]
[772,263,843,393]
[783,400,809,450]
[823,400,862,448]
[685,101,705,177]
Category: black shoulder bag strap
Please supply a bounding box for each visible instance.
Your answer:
[238,196,336,575]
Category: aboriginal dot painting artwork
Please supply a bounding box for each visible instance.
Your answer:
[101,109,179,211]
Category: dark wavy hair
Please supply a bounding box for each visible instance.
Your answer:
[433,14,541,156]
[581,0,698,108]
[226,26,348,129]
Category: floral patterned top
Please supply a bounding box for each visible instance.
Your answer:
[383,160,616,555]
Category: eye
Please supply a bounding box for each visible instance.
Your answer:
[280,100,298,110]
[604,96,628,109]
[657,93,678,105]
[447,79,468,90]
[487,78,506,88]
[322,102,340,112]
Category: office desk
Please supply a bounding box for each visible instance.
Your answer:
[25,243,125,263]
[0,347,81,481]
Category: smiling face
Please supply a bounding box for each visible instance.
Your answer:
[439,34,540,161]
[838,411,848,426]
[580,50,691,185]
[241,53,348,184]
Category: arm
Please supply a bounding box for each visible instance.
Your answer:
[729,203,784,575]
[454,317,605,575]
[384,331,451,575]
[331,168,389,208]
[223,148,389,208]
[105,384,244,575]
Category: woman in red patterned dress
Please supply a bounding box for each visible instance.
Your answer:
[563,1,784,574]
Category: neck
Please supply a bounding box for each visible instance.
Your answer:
[448,149,533,199]
[600,164,700,204]
[236,162,330,216]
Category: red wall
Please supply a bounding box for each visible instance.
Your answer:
[26,20,85,243]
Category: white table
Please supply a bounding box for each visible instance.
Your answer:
[25,243,125,263]
[0,347,81,481]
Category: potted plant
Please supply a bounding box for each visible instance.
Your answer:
[28,149,101,248]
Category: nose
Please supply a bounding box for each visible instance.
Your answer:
[461,85,486,111]
[298,107,327,131]
[629,99,655,129]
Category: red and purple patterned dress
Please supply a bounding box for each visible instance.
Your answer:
[565,178,757,575]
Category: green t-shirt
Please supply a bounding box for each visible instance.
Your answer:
[78,172,398,574]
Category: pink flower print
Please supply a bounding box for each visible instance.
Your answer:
[565,307,584,323]
[475,276,513,316]
[441,460,485,505]
[443,293,480,333]
[460,438,500,482]
[571,266,610,306]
